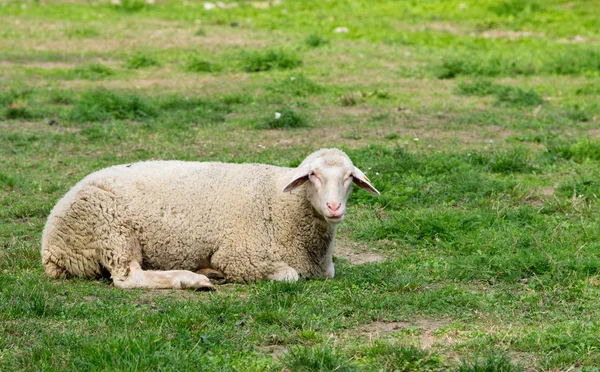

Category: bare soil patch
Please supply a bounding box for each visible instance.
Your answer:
[348,318,455,348]
[258,344,288,361]
[334,238,385,265]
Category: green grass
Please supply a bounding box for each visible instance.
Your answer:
[125,53,161,69]
[1,0,600,370]
[240,49,302,73]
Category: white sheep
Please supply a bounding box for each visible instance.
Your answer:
[41,148,380,290]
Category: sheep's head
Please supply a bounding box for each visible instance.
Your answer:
[282,149,380,224]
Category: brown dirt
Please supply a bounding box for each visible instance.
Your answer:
[334,238,385,265]
[348,318,455,348]
[0,61,77,69]
[258,344,288,361]
[0,19,270,55]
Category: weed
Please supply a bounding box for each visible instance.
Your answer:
[156,95,231,126]
[47,89,75,105]
[125,53,160,69]
[339,93,360,107]
[1,89,35,119]
[489,0,541,16]
[494,86,543,107]
[240,49,302,73]
[65,28,100,38]
[70,89,158,122]
[4,101,33,119]
[112,0,147,12]
[455,79,501,96]
[456,80,543,107]
[547,48,600,75]
[459,353,524,372]
[255,107,306,129]
[473,148,534,173]
[282,345,357,372]
[70,64,115,80]
[575,83,600,96]
[305,34,329,48]
[186,57,219,73]
[434,53,535,79]
[363,342,444,371]
[194,28,206,36]
[546,138,600,163]
[0,88,33,105]
[265,75,325,97]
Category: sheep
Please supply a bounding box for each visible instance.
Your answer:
[41,148,380,290]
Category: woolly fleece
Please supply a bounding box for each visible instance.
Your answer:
[41,149,371,286]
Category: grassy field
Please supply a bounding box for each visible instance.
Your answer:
[1,0,600,370]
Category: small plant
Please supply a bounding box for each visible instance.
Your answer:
[47,89,75,105]
[459,353,524,372]
[265,75,325,97]
[305,34,329,48]
[256,107,306,129]
[112,0,147,12]
[66,28,100,38]
[194,28,206,36]
[546,138,600,163]
[125,53,160,69]
[574,83,600,95]
[364,342,444,371]
[339,93,360,107]
[71,64,115,80]
[494,86,543,107]
[240,49,302,73]
[186,57,219,73]
[4,100,32,119]
[1,89,34,119]
[282,345,357,372]
[489,0,541,16]
[455,79,501,96]
[70,89,158,122]
[565,106,592,122]
[456,80,543,108]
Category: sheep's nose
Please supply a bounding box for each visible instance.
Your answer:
[326,202,341,213]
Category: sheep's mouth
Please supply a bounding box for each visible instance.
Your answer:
[325,214,345,223]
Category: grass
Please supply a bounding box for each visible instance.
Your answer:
[185,56,219,73]
[240,49,302,73]
[1,0,600,370]
[255,107,307,130]
[125,53,161,69]
[456,79,544,107]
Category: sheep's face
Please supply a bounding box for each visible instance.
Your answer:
[283,150,380,225]
[306,162,352,224]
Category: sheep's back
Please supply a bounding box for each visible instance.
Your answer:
[71,161,293,271]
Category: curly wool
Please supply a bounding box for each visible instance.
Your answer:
[41,159,337,284]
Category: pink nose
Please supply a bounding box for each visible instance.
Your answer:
[326,202,341,213]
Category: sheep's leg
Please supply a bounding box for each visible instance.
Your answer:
[113,261,214,290]
[324,262,335,279]
[268,262,299,282]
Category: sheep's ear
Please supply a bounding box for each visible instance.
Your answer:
[282,165,311,193]
[352,166,380,196]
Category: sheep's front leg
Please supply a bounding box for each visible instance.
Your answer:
[325,262,335,279]
[114,262,214,290]
[268,262,299,282]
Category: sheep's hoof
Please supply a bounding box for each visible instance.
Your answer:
[197,268,227,285]
[268,265,299,282]
[180,276,215,291]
